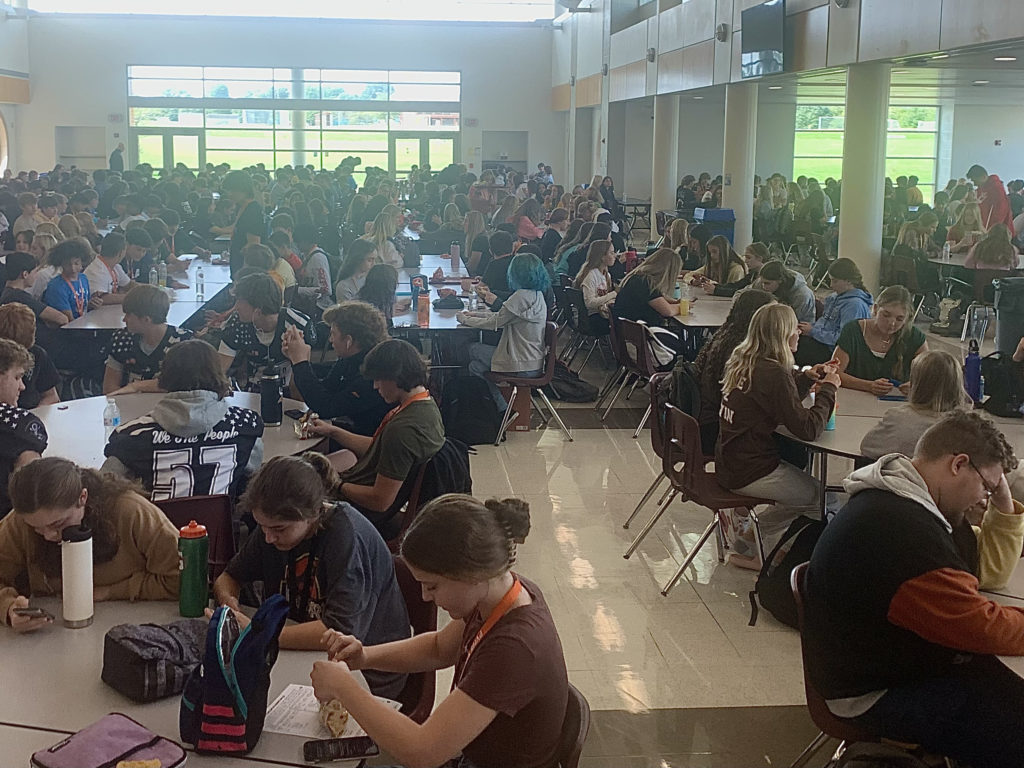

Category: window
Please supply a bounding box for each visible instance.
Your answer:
[792,106,845,183]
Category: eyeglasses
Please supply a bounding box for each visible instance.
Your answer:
[969,459,999,501]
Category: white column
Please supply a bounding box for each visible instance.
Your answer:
[651,94,679,215]
[838,62,891,291]
[721,82,758,251]
[291,69,306,168]
[567,18,579,186]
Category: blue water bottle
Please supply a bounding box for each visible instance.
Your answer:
[964,339,982,403]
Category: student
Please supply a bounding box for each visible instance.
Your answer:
[964,223,1018,270]
[102,340,263,500]
[357,264,400,328]
[1,251,69,330]
[540,208,569,265]
[689,235,746,288]
[860,350,972,459]
[967,163,1016,234]
[12,193,43,236]
[295,224,334,316]
[243,242,285,290]
[103,284,193,394]
[477,231,517,309]
[0,339,48,518]
[573,240,617,333]
[834,285,927,395]
[213,454,410,695]
[1,457,181,632]
[42,238,99,321]
[218,272,317,391]
[684,223,712,272]
[83,232,134,305]
[259,233,297,289]
[311,493,569,768]
[121,227,155,284]
[716,303,839,558]
[282,301,391,436]
[361,212,403,270]
[27,234,60,300]
[708,242,767,298]
[693,289,775,455]
[512,198,545,242]
[0,304,59,409]
[794,258,873,366]
[13,230,32,253]
[463,210,490,275]
[612,247,682,328]
[459,252,549,413]
[224,170,264,278]
[756,260,817,324]
[565,222,612,280]
[334,239,378,301]
[804,411,1024,768]
[946,201,985,254]
[308,339,445,538]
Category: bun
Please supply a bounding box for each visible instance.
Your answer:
[484,497,531,543]
[300,451,339,493]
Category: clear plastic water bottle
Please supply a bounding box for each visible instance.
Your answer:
[103,397,121,439]
[157,262,168,288]
[148,266,158,285]
[942,241,951,261]
[195,266,205,302]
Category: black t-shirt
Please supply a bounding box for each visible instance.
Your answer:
[613,275,664,327]
[0,286,47,318]
[230,200,265,278]
[123,252,155,284]
[481,254,512,302]
[471,233,492,277]
[0,403,47,518]
[539,229,562,265]
[106,325,193,387]
[19,345,60,410]
[218,307,316,391]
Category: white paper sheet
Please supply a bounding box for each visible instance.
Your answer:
[264,683,402,739]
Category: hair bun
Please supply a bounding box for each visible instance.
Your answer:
[484,497,531,543]
[300,451,339,493]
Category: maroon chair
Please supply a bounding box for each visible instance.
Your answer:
[393,555,437,724]
[385,462,429,554]
[623,372,675,530]
[554,683,591,768]
[600,318,662,438]
[155,494,235,581]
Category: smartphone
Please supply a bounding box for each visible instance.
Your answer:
[13,607,53,620]
[303,737,379,763]
[284,409,306,421]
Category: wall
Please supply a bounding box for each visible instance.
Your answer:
[677,100,723,178]
[755,101,796,181]
[17,14,566,180]
[951,104,1024,183]
[621,97,653,198]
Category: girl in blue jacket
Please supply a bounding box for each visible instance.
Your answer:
[795,258,873,366]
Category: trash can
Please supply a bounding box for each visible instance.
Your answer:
[994,276,1024,353]
[693,208,736,245]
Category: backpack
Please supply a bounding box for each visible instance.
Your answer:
[981,351,1024,418]
[102,618,208,702]
[826,743,937,768]
[419,437,474,506]
[748,515,825,628]
[441,376,503,445]
[668,359,701,417]
[179,595,289,755]
[544,361,599,402]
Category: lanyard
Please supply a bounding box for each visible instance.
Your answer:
[103,261,119,293]
[64,277,85,316]
[464,577,522,662]
[372,391,431,438]
[286,532,322,621]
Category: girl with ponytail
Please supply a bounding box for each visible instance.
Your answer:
[212,453,410,698]
[313,493,569,768]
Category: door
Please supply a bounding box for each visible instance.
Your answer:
[389,133,459,179]
[132,129,205,170]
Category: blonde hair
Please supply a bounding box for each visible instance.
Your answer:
[463,210,485,254]
[492,195,517,225]
[361,211,397,263]
[666,218,689,250]
[721,303,797,395]
[574,240,614,290]
[32,233,58,263]
[558,192,573,210]
[57,214,81,240]
[35,222,63,242]
[908,350,972,413]
[620,247,681,299]
[873,285,916,379]
[954,201,984,232]
[442,203,463,228]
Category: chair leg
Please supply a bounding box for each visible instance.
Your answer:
[660,515,720,596]
[493,386,518,446]
[748,508,768,563]
[626,376,641,401]
[632,402,653,439]
[576,339,597,373]
[601,373,633,420]
[531,393,553,426]
[595,366,625,411]
[623,489,679,558]
[623,472,666,530]
[537,389,573,441]
[788,731,830,768]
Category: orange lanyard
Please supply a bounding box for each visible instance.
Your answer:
[372,391,430,438]
[103,261,119,293]
[465,577,522,662]
[64,276,85,316]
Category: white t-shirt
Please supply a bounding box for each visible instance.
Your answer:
[84,258,131,295]
[580,268,616,314]
[30,266,58,299]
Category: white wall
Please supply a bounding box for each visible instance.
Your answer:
[677,101,724,179]
[16,14,566,180]
[951,104,1024,184]
[0,16,29,74]
[622,97,653,199]
[574,107,595,183]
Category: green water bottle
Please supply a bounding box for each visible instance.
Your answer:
[178,520,209,618]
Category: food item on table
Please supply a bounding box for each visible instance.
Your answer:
[116,760,162,768]
[294,411,320,439]
[320,699,350,738]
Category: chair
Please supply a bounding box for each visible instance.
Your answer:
[625,405,773,596]
[384,462,430,552]
[155,494,235,581]
[393,555,437,724]
[553,684,592,768]
[486,322,573,445]
[622,372,672,530]
[598,318,661,437]
[560,287,609,374]
[594,313,629,413]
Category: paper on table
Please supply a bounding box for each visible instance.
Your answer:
[264,683,402,739]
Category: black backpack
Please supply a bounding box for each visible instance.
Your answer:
[544,361,598,402]
[440,376,503,445]
[102,619,208,702]
[748,515,825,628]
[419,437,474,505]
[668,359,701,417]
[826,743,937,768]
[981,351,1024,418]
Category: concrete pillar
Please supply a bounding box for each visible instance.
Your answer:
[721,82,758,251]
[838,62,891,291]
[567,18,579,185]
[651,94,679,215]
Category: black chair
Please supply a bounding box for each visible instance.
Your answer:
[560,287,609,374]
[554,684,591,768]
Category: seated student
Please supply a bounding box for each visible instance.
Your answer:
[834,285,927,395]
[270,214,304,272]
[540,207,569,264]
[361,212,403,270]
[693,289,775,455]
[218,272,317,391]
[477,231,516,308]
[12,193,43,236]
[717,303,839,559]
[0,340,48,518]
[756,260,817,325]
[83,232,134,305]
[964,222,1019,271]
[42,238,100,321]
[213,454,410,696]
[0,304,59,409]
[459,252,549,414]
[1,457,181,632]
[573,240,617,334]
[804,411,1024,768]
[358,264,401,328]
[860,350,972,459]
[261,232,297,289]
[708,242,767,298]
[282,301,391,436]
[689,234,746,290]
[242,242,285,290]
[27,234,60,300]
[102,339,263,500]
[13,230,33,253]
[103,284,193,394]
[794,258,873,366]
[611,248,684,363]
[1,250,69,332]
[121,227,155,285]
[334,240,378,301]
[308,339,445,538]
[118,194,148,229]
[312,493,569,768]
[295,224,334,317]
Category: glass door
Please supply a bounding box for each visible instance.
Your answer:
[132,129,205,170]
[389,133,459,179]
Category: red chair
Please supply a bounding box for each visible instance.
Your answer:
[385,462,429,553]
[622,372,674,530]
[155,494,235,581]
[554,683,591,768]
[393,555,437,724]
[599,318,664,439]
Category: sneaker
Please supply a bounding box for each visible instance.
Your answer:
[728,552,762,571]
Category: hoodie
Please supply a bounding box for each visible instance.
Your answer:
[805,454,1024,716]
[809,288,873,348]
[102,390,264,498]
[459,289,547,372]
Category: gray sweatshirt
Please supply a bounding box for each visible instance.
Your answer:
[858,404,946,460]
[460,289,547,372]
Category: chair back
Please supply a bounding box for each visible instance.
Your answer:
[648,372,671,460]
[393,555,437,724]
[554,683,591,768]
[616,318,659,379]
[660,404,703,494]
[155,495,235,581]
[563,286,604,337]
[558,273,574,288]
[385,462,430,552]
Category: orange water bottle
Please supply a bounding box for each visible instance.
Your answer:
[417,293,430,327]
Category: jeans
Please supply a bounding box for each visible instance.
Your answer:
[852,655,1024,768]
[467,342,542,412]
[732,460,820,552]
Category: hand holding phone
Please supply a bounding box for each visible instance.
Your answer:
[8,597,54,633]
[303,737,379,763]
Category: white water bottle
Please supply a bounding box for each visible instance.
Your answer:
[195,266,205,302]
[451,241,461,272]
[103,397,120,439]
[942,241,951,261]
[61,525,94,628]
[148,266,159,285]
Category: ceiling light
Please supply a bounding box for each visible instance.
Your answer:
[995,56,1018,62]
[932,54,950,60]
[768,85,782,90]
[693,96,704,100]
[974,80,990,85]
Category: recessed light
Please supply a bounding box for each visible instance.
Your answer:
[973,80,990,86]
[693,96,704,100]
[995,56,1018,62]
[768,85,782,90]
[932,54,950,59]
